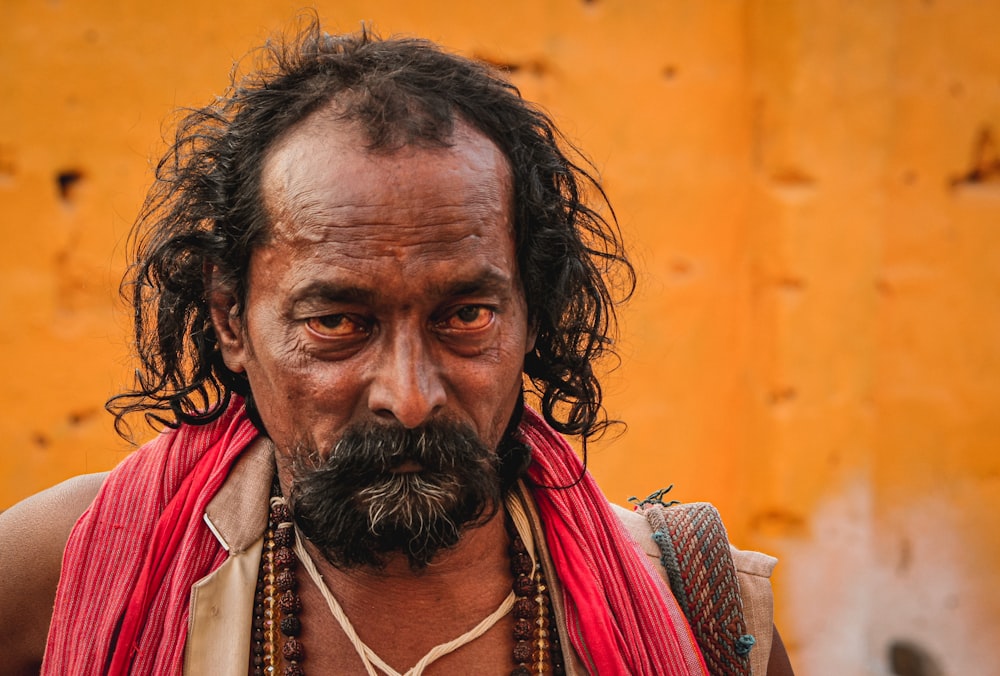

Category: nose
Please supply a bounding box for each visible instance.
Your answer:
[367,329,447,428]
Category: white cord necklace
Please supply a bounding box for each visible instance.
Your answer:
[293,493,534,676]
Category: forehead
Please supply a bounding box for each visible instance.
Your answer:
[253,109,518,298]
[260,110,512,238]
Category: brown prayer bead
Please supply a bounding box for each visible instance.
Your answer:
[513,640,533,663]
[513,618,534,640]
[280,616,302,636]
[514,575,535,595]
[512,552,532,575]
[282,636,304,660]
[273,504,291,522]
[273,547,296,569]
[278,590,302,614]
[275,569,296,592]
[513,598,536,619]
[274,524,294,547]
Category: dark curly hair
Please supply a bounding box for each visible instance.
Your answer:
[108,17,635,444]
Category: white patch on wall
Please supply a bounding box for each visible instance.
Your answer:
[775,479,997,675]
[779,478,877,674]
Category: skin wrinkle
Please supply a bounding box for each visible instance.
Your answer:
[271,206,494,246]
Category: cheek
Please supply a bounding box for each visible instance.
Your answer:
[241,330,341,444]
[241,305,316,387]
[252,376,349,457]
[469,344,527,448]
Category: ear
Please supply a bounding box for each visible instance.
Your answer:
[206,263,249,374]
[524,318,538,356]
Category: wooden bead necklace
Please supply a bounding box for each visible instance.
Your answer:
[252,491,304,676]
[251,485,565,675]
[509,530,564,675]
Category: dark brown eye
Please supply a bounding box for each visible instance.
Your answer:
[446,306,494,331]
[305,314,368,338]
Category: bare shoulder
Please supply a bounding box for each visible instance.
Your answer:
[0,472,108,675]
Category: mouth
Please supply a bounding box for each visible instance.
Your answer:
[389,459,425,474]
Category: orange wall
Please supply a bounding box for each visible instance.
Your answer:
[3,2,999,673]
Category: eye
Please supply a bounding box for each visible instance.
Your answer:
[305,314,370,339]
[442,305,495,331]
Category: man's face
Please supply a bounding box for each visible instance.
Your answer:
[211,112,535,566]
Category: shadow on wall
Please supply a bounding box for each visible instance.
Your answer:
[952,126,1000,186]
[888,640,943,676]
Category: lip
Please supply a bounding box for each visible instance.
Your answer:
[390,459,424,474]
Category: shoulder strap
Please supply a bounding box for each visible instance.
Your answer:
[634,493,756,675]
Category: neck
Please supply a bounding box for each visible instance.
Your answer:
[294,504,518,673]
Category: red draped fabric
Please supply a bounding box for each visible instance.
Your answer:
[522,407,708,675]
[43,400,258,674]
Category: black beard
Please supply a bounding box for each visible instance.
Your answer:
[288,419,505,570]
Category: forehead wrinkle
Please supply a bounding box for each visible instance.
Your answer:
[259,117,516,245]
[272,193,508,249]
[274,189,339,237]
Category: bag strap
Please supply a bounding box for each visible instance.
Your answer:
[633,490,756,675]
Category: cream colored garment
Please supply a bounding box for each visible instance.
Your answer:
[184,439,272,676]
[184,443,776,675]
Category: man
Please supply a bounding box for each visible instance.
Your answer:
[0,22,792,675]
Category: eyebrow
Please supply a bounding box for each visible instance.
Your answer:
[289,282,377,307]
[289,269,513,309]
[431,269,513,299]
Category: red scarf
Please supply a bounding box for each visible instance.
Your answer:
[43,402,706,674]
[522,407,707,675]
[42,401,258,674]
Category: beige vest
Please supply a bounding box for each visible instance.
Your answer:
[184,439,776,674]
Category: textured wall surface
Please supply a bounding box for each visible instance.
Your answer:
[2,2,998,673]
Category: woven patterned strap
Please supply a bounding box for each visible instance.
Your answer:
[639,500,755,675]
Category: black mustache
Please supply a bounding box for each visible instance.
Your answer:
[315,419,493,476]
